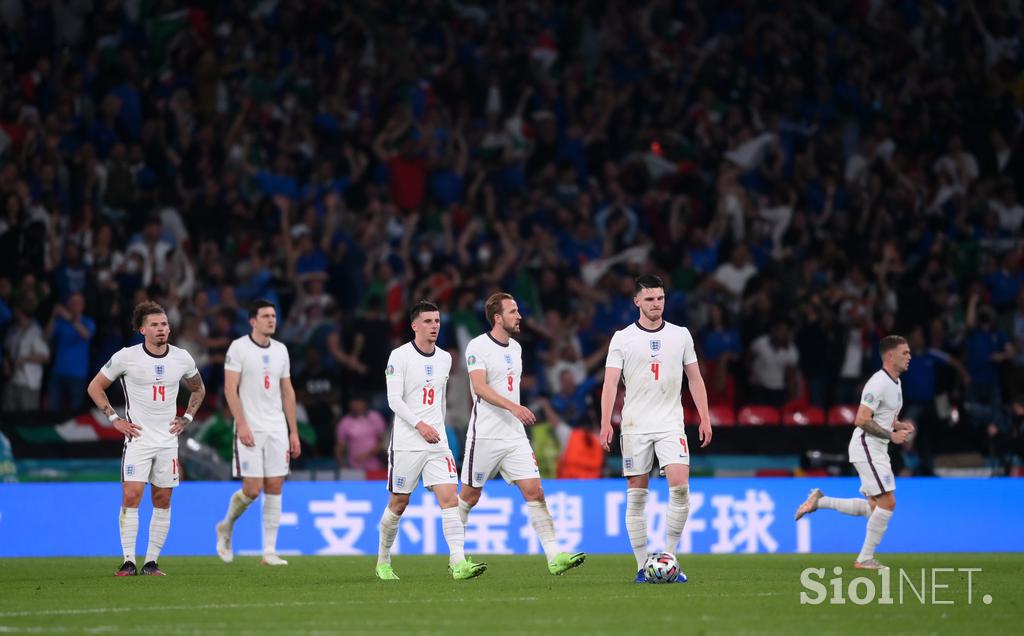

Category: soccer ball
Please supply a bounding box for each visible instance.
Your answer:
[643,552,680,584]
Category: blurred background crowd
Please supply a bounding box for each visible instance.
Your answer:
[2,0,1024,481]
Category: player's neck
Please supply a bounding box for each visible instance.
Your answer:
[250,331,271,347]
[637,315,663,331]
[412,337,435,355]
[144,341,168,356]
[489,326,510,345]
[882,362,902,380]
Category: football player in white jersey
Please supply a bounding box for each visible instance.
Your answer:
[215,299,299,566]
[795,335,913,570]
[599,275,713,583]
[87,301,206,577]
[458,292,587,576]
[374,300,487,581]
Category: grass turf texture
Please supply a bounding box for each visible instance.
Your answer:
[0,554,1020,634]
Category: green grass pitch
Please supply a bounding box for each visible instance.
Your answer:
[0,554,1020,634]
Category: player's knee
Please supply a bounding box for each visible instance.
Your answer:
[669,485,689,505]
[389,495,409,515]
[122,492,142,508]
[523,487,544,503]
[243,485,262,500]
[460,488,481,507]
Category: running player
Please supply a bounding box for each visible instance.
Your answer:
[794,335,913,570]
[375,300,487,581]
[87,301,206,576]
[599,275,713,583]
[215,300,300,565]
[458,292,586,576]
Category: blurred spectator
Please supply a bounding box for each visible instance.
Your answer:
[2,297,49,412]
[294,349,341,458]
[45,291,94,413]
[334,394,387,471]
[749,321,799,407]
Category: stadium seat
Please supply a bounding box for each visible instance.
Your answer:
[736,405,781,426]
[782,404,825,426]
[709,404,736,427]
[827,405,858,426]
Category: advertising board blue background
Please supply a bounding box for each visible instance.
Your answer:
[1,478,1019,557]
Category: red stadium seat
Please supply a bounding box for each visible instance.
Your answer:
[709,404,736,427]
[737,405,781,426]
[827,405,858,426]
[782,404,825,426]
[684,404,736,427]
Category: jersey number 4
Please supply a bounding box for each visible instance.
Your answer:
[651,362,660,381]
[152,385,166,401]
[422,387,435,405]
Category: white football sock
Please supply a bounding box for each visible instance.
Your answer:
[819,496,871,517]
[625,488,649,569]
[378,507,401,565]
[857,506,893,562]
[441,507,466,566]
[262,494,282,555]
[224,490,254,527]
[526,500,560,562]
[665,486,690,555]
[457,497,473,526]
[145,507,170,563]
[119,507,139,564]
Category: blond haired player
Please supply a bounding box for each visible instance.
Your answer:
[87,301,206,576]
[795,335,914,570]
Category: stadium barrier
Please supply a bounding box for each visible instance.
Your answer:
[1,478,1020,557]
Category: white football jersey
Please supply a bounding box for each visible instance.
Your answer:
[386,342,452,451]
[101,344,199,448]
[224,335,291,434]
[606,321,698,434]
[848,369,902,463]
[465,333,526,441]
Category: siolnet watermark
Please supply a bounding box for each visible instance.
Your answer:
[800,567,992,606]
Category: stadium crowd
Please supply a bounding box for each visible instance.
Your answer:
[1,0,1023,476]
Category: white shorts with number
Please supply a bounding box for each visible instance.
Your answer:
[853,457,896,497]
[621,431,690,476]
[233,430,290,478]
[388,450,459,494]
[122,443,179,488]
[461,438,539,487]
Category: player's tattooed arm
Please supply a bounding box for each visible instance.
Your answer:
[856,418,891,440]
[183,373,206,418]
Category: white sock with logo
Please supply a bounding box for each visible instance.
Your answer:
[857,506,893,562]
[119,507,138,564]
[819,496,871,517]
[262,494,282,555]
[625,488,649,569]
[441,507,466,566]
[526,500,560,562]
[378,508,401,565]
[145,507,170,563]
[665,486,690,555]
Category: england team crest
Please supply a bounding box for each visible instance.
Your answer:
[650,340,661,352]
[504,353,513,365]
[262,354,270,365]
[425,365,434,377]
[154,364,165,377]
